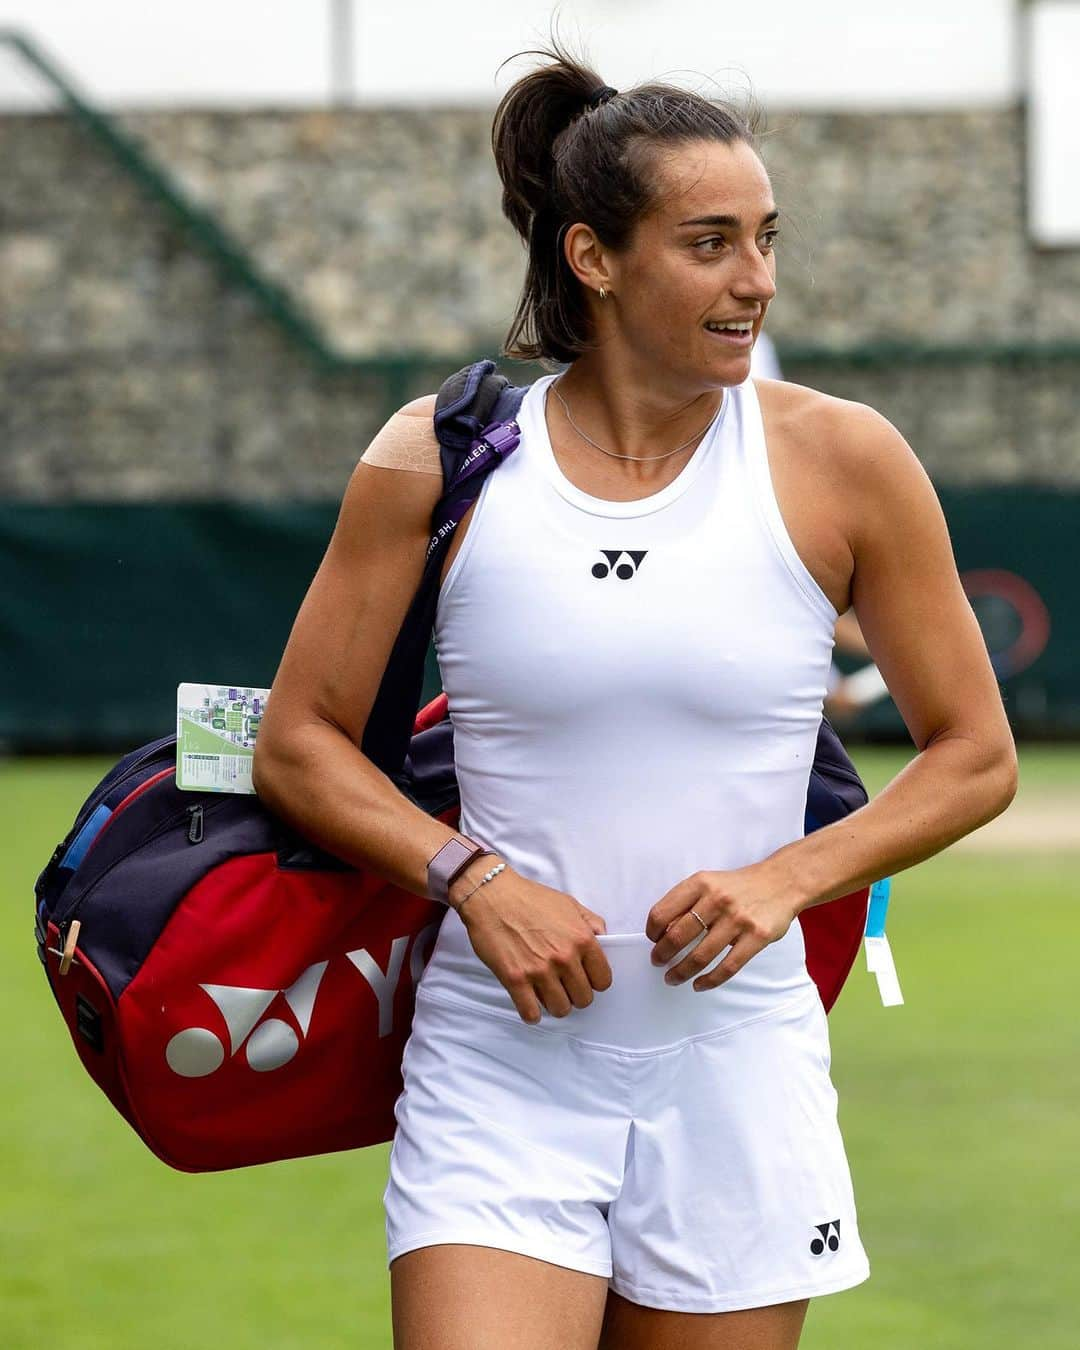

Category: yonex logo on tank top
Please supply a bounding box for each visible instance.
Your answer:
[592,549,648,579]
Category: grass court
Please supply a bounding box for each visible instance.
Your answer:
[3,746,1077,1348]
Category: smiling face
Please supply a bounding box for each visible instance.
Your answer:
[571,137,779,392]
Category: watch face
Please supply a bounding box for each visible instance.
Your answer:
[428,837,479,902]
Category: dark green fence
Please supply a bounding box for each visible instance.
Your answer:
[2,487,1075,753]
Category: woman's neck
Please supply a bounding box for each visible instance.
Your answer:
[548,355,724,482]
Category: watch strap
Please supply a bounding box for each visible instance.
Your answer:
[427,835,491,906]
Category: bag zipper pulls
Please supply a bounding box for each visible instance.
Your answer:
[186,803,204,844]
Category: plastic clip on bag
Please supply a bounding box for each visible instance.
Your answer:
[34,359,896,1174]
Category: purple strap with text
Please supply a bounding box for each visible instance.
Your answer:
[425,419,521,564]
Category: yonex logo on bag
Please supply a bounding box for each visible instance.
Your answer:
[165,961,327,1078]
[810,1221,841,1256]
[164,925,439,1079]
[592,549,647,580]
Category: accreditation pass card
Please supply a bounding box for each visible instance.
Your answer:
[176,682,269,794]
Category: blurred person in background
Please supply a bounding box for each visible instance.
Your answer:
[825,609,878,721]
[749,328,782,380]
[254,39,1017,1350]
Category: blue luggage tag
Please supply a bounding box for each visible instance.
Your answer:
[864,877,904,1006]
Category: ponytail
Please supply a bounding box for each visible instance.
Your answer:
[491,36,757,365]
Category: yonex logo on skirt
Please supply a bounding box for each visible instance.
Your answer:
[810,1220,841,1255]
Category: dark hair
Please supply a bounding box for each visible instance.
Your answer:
[492,37,760,366]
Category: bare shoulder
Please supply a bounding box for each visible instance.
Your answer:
[332,393,444,555]
[753,377,926,505]
[359,393,442,475]
[754,377,896,454]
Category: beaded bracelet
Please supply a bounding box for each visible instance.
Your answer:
[454,860,507,910]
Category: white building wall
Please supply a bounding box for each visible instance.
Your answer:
[1028,1,1080,245]
[0,0,1019,111]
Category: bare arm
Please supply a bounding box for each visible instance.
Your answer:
[770,402,1018,912]
[251,396,485,909]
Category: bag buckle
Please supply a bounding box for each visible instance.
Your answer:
[478,420,519,455]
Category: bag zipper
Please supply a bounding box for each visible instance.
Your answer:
[55,794,228,931]
[39,741,177,895]
[186,802,204,843]
[73,766,176,868]
[68,740,175,841]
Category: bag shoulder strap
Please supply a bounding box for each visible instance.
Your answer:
[432,358,530,480]
[361,360,528,780]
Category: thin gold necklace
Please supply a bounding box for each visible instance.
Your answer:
[549,376,720,462]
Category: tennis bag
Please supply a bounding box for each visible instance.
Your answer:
[34,359,874,1174]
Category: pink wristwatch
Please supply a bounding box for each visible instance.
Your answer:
[427,835,494,907]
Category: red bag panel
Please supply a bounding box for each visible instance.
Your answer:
[44,921,138,1131]
[799,887,869,1014]
[117,853,446,1171]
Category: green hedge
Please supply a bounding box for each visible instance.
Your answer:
[2,489,1075,752]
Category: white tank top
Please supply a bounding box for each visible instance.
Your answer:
[417,372,839,1022]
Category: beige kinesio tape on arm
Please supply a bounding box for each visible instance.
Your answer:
[360,413,443,475]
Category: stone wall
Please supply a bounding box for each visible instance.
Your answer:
[2,104,1079,500]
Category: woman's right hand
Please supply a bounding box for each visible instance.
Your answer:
[452,867,613,1024]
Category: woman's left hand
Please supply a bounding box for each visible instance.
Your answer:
[645,863,801,991]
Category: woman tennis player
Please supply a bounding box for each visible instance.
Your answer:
[254,43,1018,1350]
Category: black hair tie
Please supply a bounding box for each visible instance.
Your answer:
[587,85,618,109]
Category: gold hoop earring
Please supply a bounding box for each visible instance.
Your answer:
[598,286,608,301]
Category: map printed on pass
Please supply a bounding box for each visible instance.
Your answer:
[176,682,269,793]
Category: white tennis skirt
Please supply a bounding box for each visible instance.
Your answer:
[383,932,870,1314]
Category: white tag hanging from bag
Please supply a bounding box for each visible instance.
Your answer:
[864,877,904,1007]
